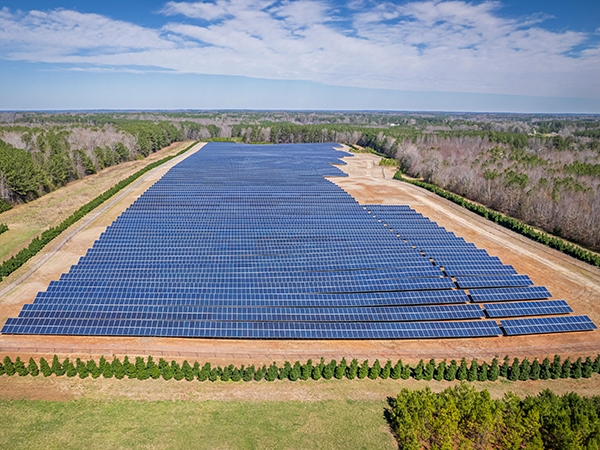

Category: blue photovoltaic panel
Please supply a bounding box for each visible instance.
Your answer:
[1,318,502,339]
[501,316,597,336]
[455,275,533,289]
[469,286,552,302]
[484,300,573,318]
[0,142,590,339]
[16,304,485,322]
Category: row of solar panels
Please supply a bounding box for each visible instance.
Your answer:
[3,315,595,338]
[15,300,574,319]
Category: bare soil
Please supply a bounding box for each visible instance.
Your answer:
[0,146,598,366]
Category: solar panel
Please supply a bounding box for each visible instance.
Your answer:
[501,315,597,336]
[469,286,552,302]
[0,142,592,340]
[484,300,573,318]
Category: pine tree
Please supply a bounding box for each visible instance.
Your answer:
[530,360,541,381]
[98,356,107,373]
[508,358,520,381]
[335,358,347,380]
[369,359,381,380]
[279,362,292,380]
[132,357,146,380]
[434,361,446,381]
[148,357,160,380]
[467,360,478,382]
[488,358,499,381]
[87,359,101,379]
[161,361,174,381]
[347,359,358,380]
[39,357,52,377]
[572,358,582,379]
[400,364,411,380]
[243,365,255,382]
[254,365,267,381]
[550,355,562,379]
[266,363,279,381]
[64,359,77,377]
[231,367,242,382]
[560,357,571,379]
[197,362,210,382]
[14,357,28,376]
[540,358,551,380]
[325,360,337,380]
[478,362,488,382]
[0,360,4,376]
[457,358,468,381]
[381,360,392,380]
[519,359,531,381]
[102,359,114,379]
[208,368,219,382]
[500,356,509,378]
[193,362,200,379]
[289,362,301,381]
[583,357,593,378]
[358,360,369,379]
[51,355,64,376]
[220,365,232,382]
[390,360,402,380]
[121,356,134,379]
[3,356,15,376]
[423,359,435,381]
[28,358,39,377]
[413,360,424,381]
[445,360,457,381]
[173,361,184,381]
[76,358,89,379]
[182,360,194,382]
[593,354,600,373]
[301,360,313,381]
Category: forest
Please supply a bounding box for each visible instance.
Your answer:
[389,384,600,450]
[1,111,599,251]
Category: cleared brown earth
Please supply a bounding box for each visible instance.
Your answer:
[0,145,598,365]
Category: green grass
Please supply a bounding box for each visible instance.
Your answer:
[0,399,395,450]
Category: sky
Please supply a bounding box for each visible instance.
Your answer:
[0,0,599,113]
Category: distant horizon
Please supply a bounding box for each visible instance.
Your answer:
[2,108,600,116]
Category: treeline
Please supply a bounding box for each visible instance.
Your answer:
[394,171,600,267]
[390,384,600,450]
[0,142,198,281]
[2,354,599,383]
[0,121,184,205]
[395,133,600,250]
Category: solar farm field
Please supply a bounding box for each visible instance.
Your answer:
[0,143,599,362]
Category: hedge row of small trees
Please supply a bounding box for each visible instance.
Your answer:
[393,170,600,267]
[0,223,7,235]
[0,141,198,281]
[2,354,599,383]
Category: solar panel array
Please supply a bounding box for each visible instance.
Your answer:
[1,143,596,339]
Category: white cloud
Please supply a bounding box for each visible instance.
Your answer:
[0,2,598,99]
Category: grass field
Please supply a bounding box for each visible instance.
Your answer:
[0,398,395,450]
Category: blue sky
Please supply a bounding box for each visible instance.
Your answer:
[0,0,599,113]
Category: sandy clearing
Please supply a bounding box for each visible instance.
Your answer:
[0,145,598,365]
